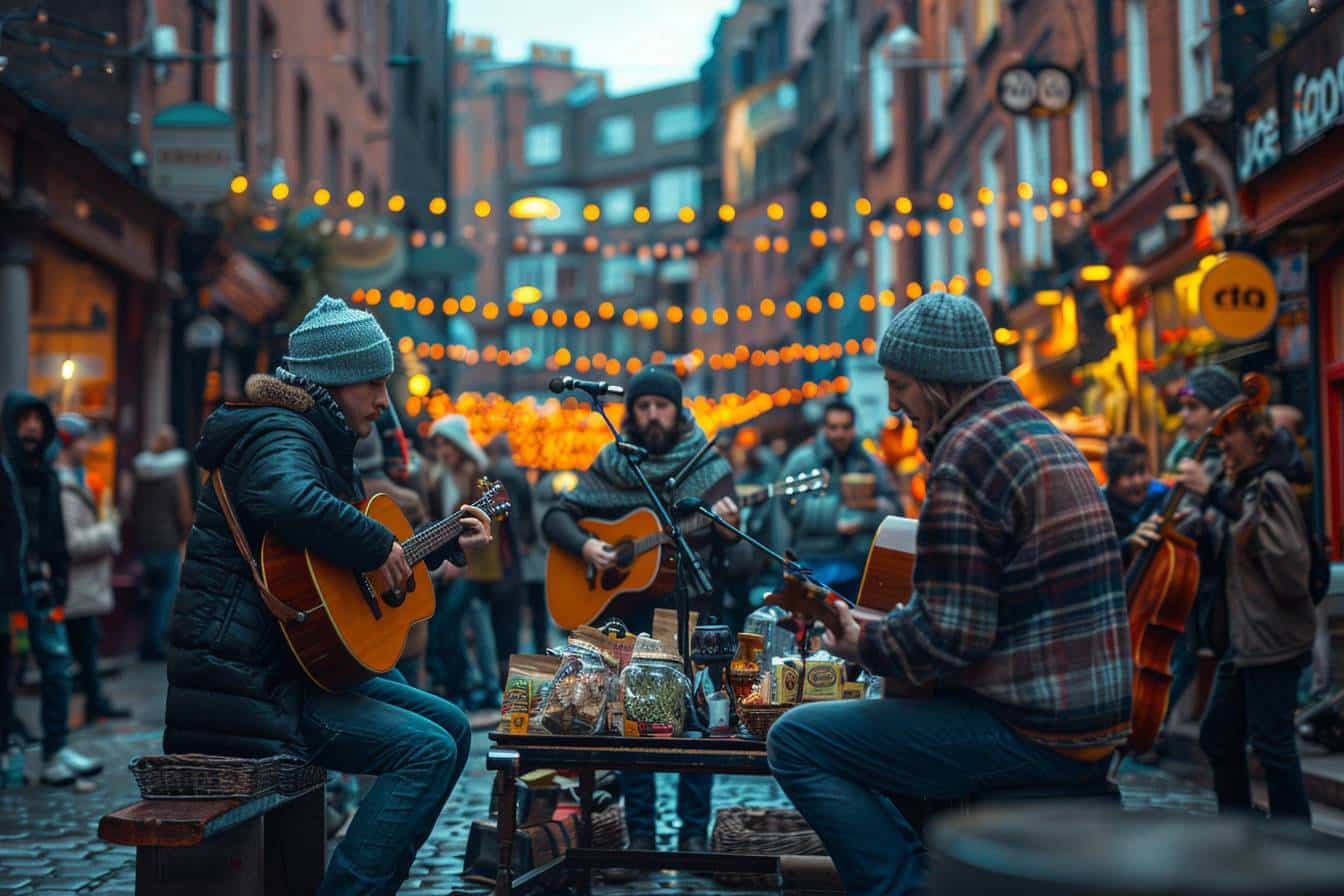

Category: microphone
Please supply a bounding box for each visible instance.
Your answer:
[548,376,625,398]
[673,497,706,515]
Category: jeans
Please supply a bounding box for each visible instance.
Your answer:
[1199,657,1312,822]
[622,770,713,843]
[139,549,181,655]
[64,616,104,709]
[26,612,73,759]
[524,581,551,653]
[767,697,1112,896]
[303,668,472,896]
[464,590,498,694]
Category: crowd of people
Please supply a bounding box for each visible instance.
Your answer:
[0,290,1335,895]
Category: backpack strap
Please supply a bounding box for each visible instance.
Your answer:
[206,469,309,624]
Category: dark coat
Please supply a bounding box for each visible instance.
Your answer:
[1,391,68,613]
[164,373,398,758]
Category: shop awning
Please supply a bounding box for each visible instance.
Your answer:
[206,251,287,324]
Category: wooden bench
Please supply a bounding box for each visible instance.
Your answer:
[98,783,326,896]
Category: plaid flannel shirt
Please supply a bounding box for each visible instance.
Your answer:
[859,379,1133,750]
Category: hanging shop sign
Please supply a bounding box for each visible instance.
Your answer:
[1235,3,1344,183]
[149,102,237,205]
[1198,252,1279,342]
[1276,298,1312,368]
[996,63,1076,117]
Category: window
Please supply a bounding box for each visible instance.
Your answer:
[596,115,635,156]
[557,264,579,296]
[296,75,311,187]
[527,188,584,234]
[505,255,557,297]
[351,157,363,192]
[326,116,342,194]
[1179,0,1213,114]
[1126,0,1153,177]
[1015,117,1053,267]
[950,176,971,282]
[602,187,635,222]
[524,123,562,166]
[651,167,699,221]
[975,0,1001,47]
[948,25,966,90]
[868,44,893,156]
[979,128,1004,295]
[654,104,700,143]
[872,228,897,332]
[601,256,637,294]
[925,70,943,125]
[1069,91,1093,188]
[258,11,277,162]
[401,45,420,117]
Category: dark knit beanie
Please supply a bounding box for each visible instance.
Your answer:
[1184,366,1240,411]
[878,292,1002,384]
[626,366,683,407]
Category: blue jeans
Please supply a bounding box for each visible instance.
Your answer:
[302,668,472,896]
[1199,657,1312,822]
[139,549,181,654]
[767,697,1111,896]
[622,770,713,843]
[26,612,73,759]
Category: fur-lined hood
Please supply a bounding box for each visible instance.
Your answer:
[193,372,358,479]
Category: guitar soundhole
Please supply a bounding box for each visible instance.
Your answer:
[599,566,630,590]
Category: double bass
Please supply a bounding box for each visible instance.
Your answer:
[1124,372,1269,752]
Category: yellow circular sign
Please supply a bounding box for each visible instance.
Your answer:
[1198,252,1279,342]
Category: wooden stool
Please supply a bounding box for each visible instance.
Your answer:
[98,783,326,896]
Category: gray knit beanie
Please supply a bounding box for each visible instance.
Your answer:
[284,295,394,387]
[1183,366,1240,411]
[878,292,1002,384]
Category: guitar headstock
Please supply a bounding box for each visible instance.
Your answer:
[777,468,829,501]
[474,478,512,522]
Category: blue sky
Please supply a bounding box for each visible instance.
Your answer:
[452,0,741,95]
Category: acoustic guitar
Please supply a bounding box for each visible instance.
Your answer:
[545,469,828,630]
[260,479,511,692]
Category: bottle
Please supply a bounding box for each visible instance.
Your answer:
[729,632,765,703]
[707,690,731,736]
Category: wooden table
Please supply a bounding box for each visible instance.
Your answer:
[488,732,788,896]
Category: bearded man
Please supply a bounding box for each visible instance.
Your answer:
[541,366,739,863]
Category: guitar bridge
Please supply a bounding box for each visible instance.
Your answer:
[356,572,384,620]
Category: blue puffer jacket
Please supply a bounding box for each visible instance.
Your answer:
[164,372,399,758]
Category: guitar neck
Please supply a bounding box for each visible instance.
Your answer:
[403,512,467,567]
[623,476,810,559]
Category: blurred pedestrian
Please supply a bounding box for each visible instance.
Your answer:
[1195,406,1315,822]
[54,413,130,723]
[2,391,102,786]
[482,434,534,684]
[121,425,192,661]
[1102,434,1170,561]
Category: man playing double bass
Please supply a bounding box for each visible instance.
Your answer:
[767,293,1133,896]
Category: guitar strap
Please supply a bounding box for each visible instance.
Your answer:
[206,469,309,624]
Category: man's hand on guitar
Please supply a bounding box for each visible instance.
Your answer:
[582,537,618,570]
[457,504,493,551]
[820,598,864,665]
[376,542,413,594]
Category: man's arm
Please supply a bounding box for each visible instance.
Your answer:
[541,500,591,557]
[857,469,1000,684]
[234,430,395,573]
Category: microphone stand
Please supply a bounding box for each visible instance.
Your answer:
[586,397,714,678]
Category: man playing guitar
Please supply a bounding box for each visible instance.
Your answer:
[164,296,491,896]
[541,365,739,862]
[767,293,1133,896]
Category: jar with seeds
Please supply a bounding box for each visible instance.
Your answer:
[621,645,690,737]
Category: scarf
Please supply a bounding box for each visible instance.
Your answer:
[564,418,732,517]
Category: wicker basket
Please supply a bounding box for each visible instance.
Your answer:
[130,754,321,800]
[711,807,827,887]
[738,704,794,739]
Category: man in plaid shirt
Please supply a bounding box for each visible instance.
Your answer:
[767,293,1132,896]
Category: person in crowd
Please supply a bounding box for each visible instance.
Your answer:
[121,425,192,661]
[1190,405,1315,822]
[2,429,28,785]
[482,433,535,683]
[163,296,491,895]
[719,431,785,632]
[543,366,740,864]
[2,391,104,786]
[54,413,130,723]
[424,413,497,708]
[779,398,897,600]
[1102,434,1171,561]
[767,294,1132,896]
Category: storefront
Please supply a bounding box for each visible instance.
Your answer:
[1233,1,1344,555]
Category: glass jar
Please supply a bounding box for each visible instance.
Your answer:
[744,605,797,664]
[621,658,691,737]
